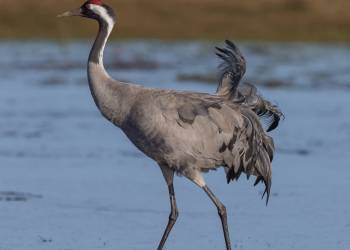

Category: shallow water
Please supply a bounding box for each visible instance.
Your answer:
[0,41,349,250]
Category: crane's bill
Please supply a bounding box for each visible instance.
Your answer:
[57,8,82,18]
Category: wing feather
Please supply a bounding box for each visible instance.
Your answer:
[216,40,246,98]
[215,40,283,132]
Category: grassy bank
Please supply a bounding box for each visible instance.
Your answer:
[0,0,350,41]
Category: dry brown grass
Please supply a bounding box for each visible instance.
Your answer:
[0,0,349,41]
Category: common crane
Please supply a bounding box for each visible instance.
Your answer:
[58,1,283,249]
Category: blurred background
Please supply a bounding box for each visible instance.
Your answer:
[0,0,349,250]
[1,0,350,40]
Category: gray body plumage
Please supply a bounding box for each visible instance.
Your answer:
[89,38,278,201]
[90,60,276,199]
[59,2,283,249]
[120,88,274,197]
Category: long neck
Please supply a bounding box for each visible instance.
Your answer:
[87,19,130,126]
[89,19,112,67]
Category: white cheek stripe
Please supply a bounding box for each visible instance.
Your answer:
[88,4,115,66]
[89,4,114,32]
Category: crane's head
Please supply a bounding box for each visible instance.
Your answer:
[58,0,116,24]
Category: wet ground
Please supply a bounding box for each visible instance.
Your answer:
[0,41,350,250]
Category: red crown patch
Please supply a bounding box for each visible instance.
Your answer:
[89,0,103,5]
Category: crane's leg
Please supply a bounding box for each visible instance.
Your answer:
[186,172,232,250]
[203,185,232,250]
[157,166,178,250]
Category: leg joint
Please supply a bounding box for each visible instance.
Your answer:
[169,208,179,221]
[218,204,227,217]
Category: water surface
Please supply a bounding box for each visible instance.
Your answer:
[0,41,349,250]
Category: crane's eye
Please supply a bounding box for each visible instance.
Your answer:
[80,3,95,18]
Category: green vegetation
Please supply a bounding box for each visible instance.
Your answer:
[1,0,350,41]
